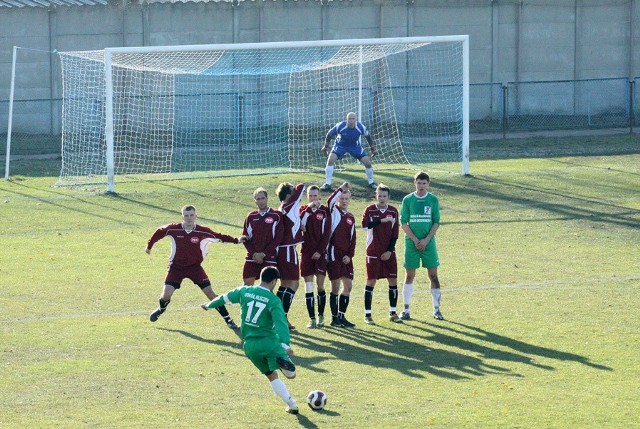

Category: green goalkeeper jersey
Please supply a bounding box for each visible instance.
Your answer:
[206,285,290,345]
[400,191,440,240]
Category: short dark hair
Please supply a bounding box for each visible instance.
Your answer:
[260,266,280,283]
[276,182,294,202]
[414,171,430,182]
[308,185,320,193]
[181,205,196,213]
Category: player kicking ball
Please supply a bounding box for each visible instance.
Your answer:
[201,267,300,414]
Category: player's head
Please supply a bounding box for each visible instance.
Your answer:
[414,171,431,194]
[376,184,390,207]
[276,182,294,203]
[307,185,320,203]
[337,189,351,210]
[181,205,197,224]
[346,112,357,127]
[260,266,281,289]
[253,187,268,210]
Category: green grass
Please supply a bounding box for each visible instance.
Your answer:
[1,135,639,428]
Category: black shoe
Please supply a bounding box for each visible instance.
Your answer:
[339,316,355,328]
[226,319,239,329]
[276,356,296,379]
[329,316,342,327]
[320,183,332,192]
[149,307,165,322]
[433,310,445,320]
[368,182,378,190]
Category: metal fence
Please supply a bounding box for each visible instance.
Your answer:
[1,77,638,158]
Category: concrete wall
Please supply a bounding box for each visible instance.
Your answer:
[1,0,638,133]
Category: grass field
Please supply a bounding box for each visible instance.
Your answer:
[1,135,639,428]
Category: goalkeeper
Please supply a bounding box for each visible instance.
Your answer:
[320,112,377,191]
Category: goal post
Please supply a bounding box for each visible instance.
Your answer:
[58,36,469,191]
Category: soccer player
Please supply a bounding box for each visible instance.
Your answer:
[326,182,357,327]
[145,205,245,328]
[242,188,284,286]
[299,185,332,328]
[361,184,402,324]
[320,112,377,192]
[275,182,305,330]
[201,267,300,414]
[400,171,444,321]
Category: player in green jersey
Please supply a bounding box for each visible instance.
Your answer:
[201,266,300,414]
[400,171,444,321]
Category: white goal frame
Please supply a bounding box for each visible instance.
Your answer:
[97,36,468,192]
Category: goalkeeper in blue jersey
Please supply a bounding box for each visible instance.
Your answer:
[320,112,377,192]
[201,267,300,414]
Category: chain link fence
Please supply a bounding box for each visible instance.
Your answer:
[1,77,638,160]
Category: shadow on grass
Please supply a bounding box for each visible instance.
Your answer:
[156,327,243,347]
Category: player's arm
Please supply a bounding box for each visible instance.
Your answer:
[264,215,284,257]
[347,222,357,259]
[202,287,242,310]
[422,198,440,246]
[271,302,291,345]
[317,207,332,253]
[322,125,337,153]
[364,134,376,157]
[242,216,256,254]
[146,225,169,253]
[401,223,420,247]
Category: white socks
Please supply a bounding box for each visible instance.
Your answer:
[365,167,374,183]
[431,288,441,311]
[325,165,334,185]
[402,283,414,311]
[270,378,296,407]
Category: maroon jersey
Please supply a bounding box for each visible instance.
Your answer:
[327,188,356,257]
[278,183,305,246]
[299,203,332,256]
[242,208,283,261]
[147,223,238,267]
[361,204,399,257]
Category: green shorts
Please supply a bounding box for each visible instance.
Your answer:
[243,336,291,375]
[404,238,439,270]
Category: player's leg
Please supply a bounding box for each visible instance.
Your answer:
[303,274,317,328]
[276,247,299,330]
[386,254,401,322]
[150,282,177,322]
[427,267,443,320]
[359,154,376,188]
[329,277,341,326]
[245,339,298,414]
[338,277,355,327]
[201,284,238,329]
[364,278,376,324]
[402,244,420,320]
[242,260,261,286]
[316,273,327,327]
[322,152,339,191]
[423,242,442,320]
[364,256,378,324]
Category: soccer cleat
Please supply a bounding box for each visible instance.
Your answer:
[288,320,296,331]
[317,315,325,327]
[400,311,411,321]
[285,405,299,414]
[368,182,378,190]
[320,183,332,192]
[339,316,355,328]
[149,307,166,322]
[307,319,317,329]
[226,319,239,329]
[329,316,342,327]
[276,356,297,379]
[389,313,403,323]
[364,315,376,325]
[433,310,445,320]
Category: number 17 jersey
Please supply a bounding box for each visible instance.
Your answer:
[222,285,291,345]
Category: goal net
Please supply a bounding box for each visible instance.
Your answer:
[57,37,468,191]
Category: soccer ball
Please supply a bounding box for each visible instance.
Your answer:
[307,390,327,410]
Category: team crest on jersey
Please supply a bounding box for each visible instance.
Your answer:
[346,218,353,225]
[265,217,274,224]
[424,206,432,215]
[315,213,324,220]
[190,237,199,243]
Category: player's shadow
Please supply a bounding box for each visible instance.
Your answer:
[421,320,612,371]
[293,327,511,380]
[156,327,243,348]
